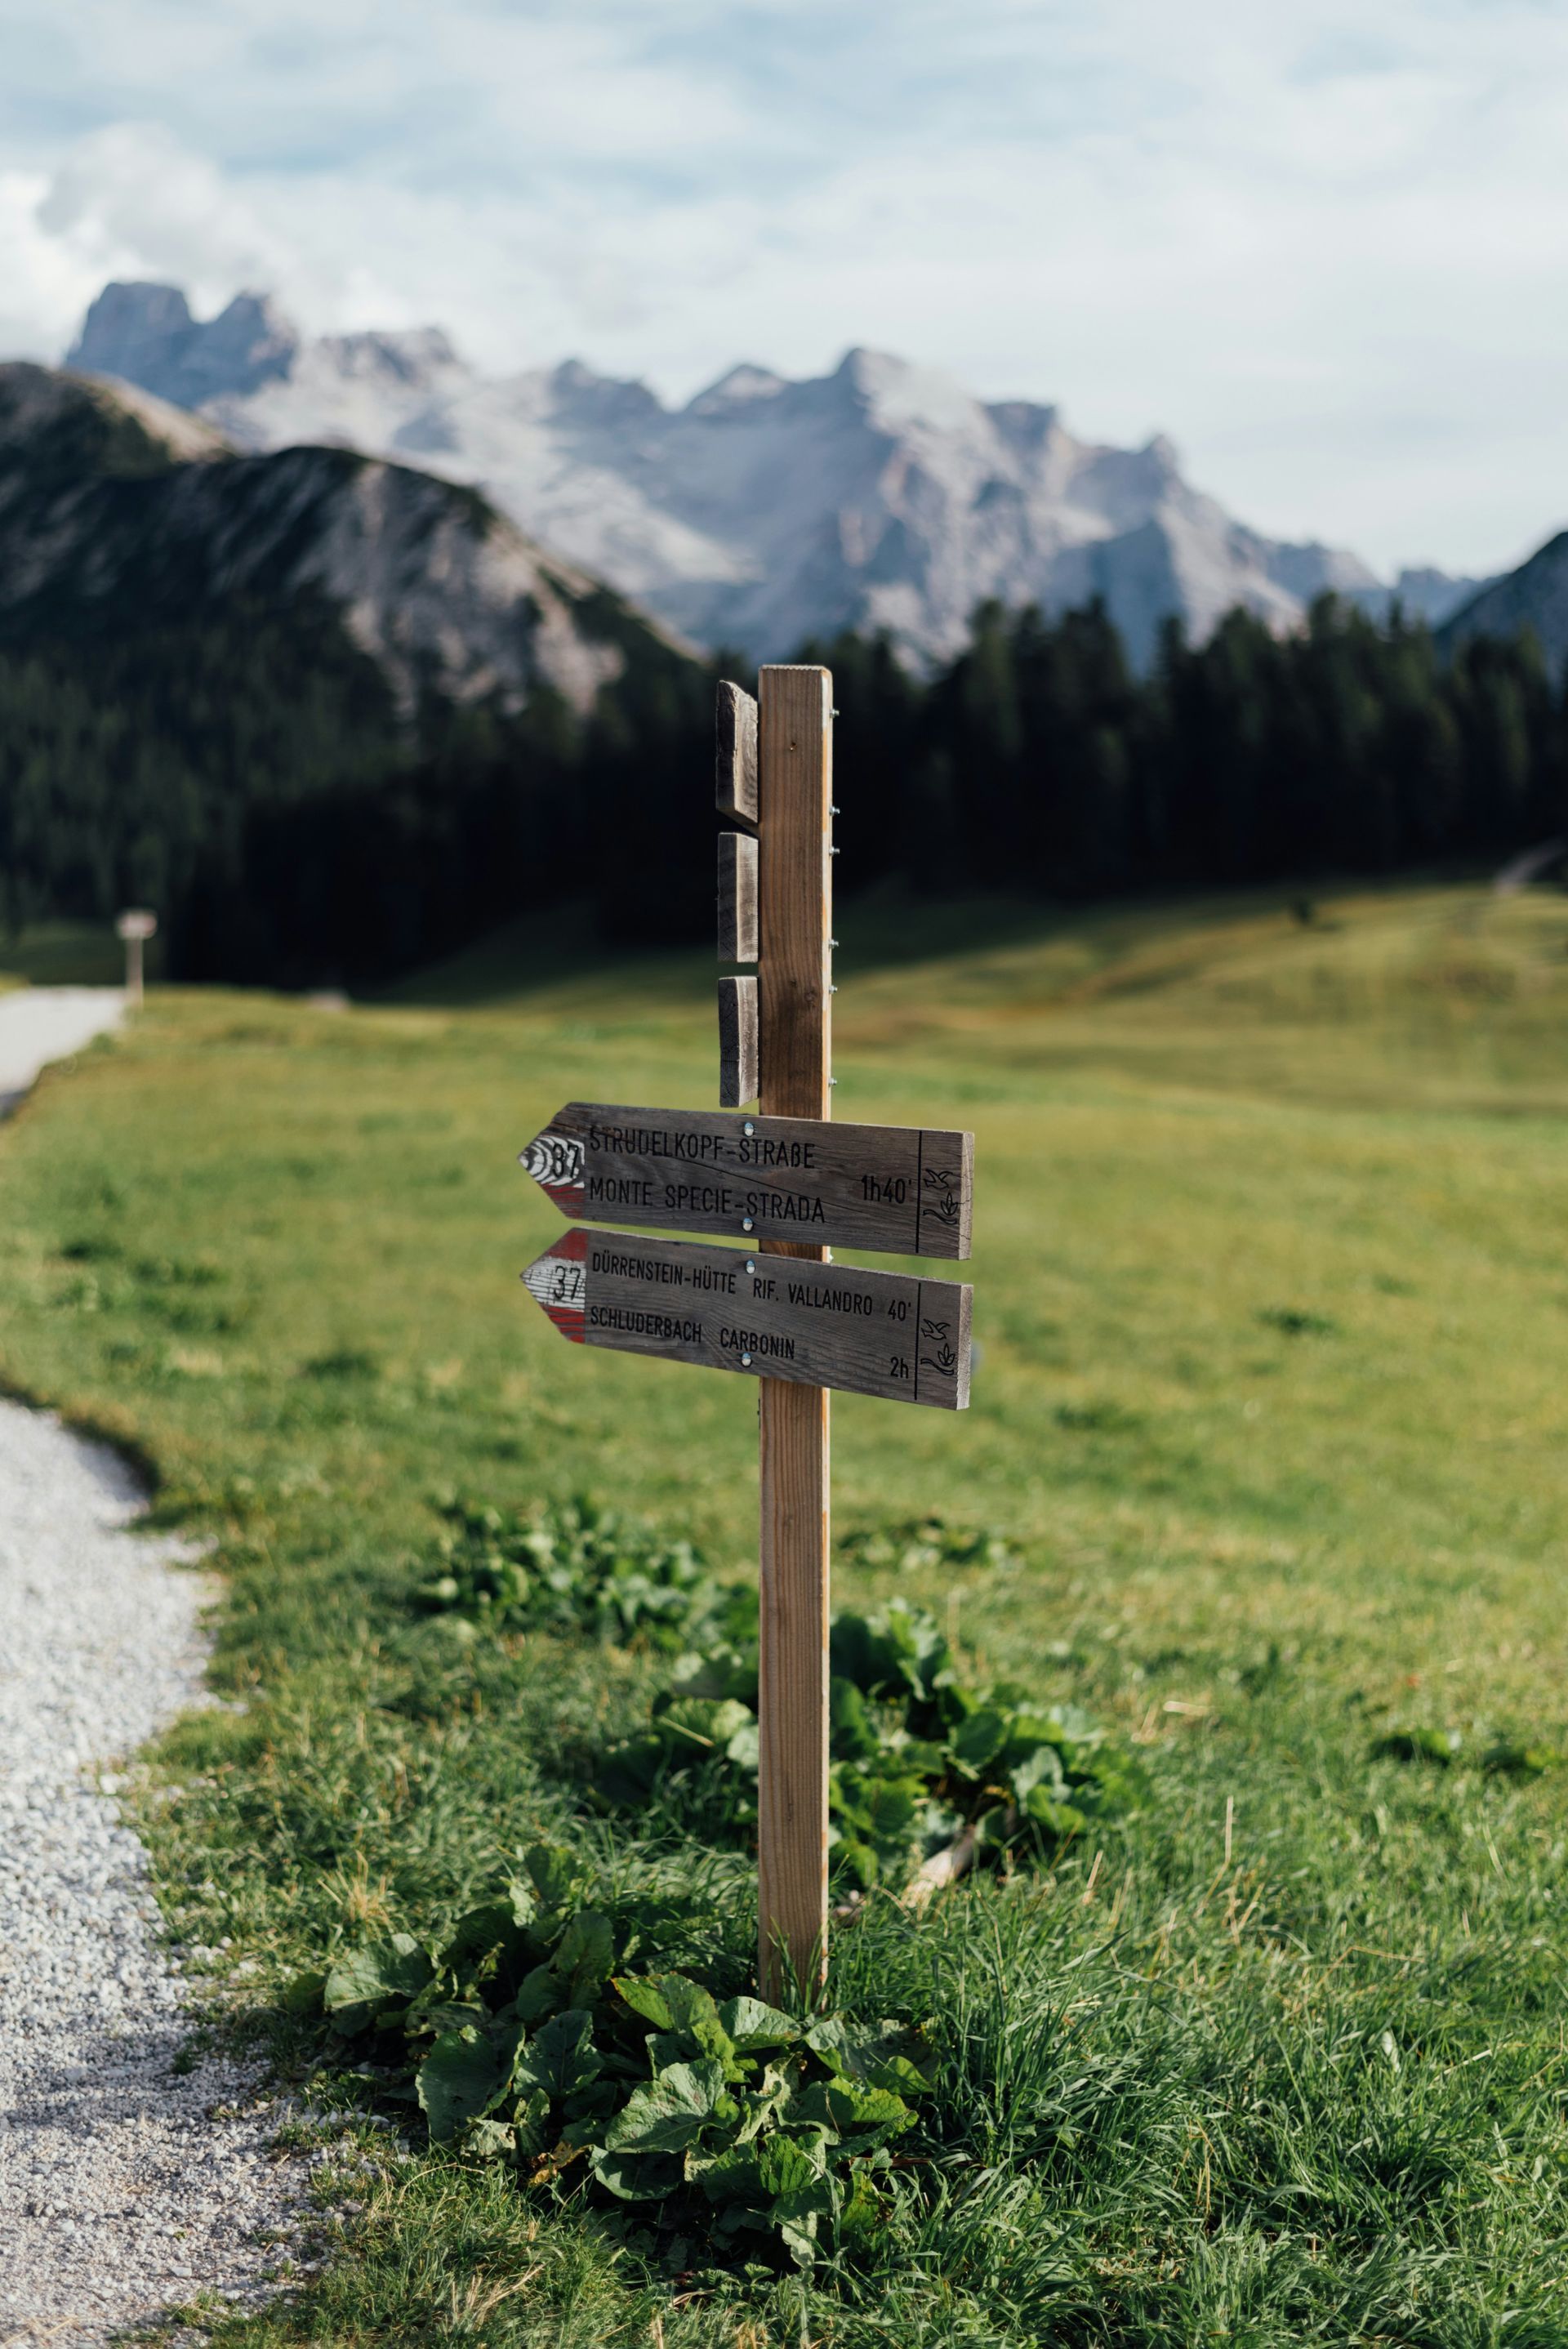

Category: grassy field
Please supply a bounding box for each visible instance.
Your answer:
[2,881,1566,2345]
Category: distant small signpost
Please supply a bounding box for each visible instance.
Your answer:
[518,665,977,1996]
[115,908,157,1008]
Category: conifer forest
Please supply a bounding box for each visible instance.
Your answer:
[0,592,1559,985]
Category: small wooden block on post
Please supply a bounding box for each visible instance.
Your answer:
[759,668,831,1119]
[715,681,759,827]
[718,831,759,965]
[718,976,759,1108]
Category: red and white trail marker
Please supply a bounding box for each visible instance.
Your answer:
[519,1227,588,1341]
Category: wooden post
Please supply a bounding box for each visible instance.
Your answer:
[755,665,832,1999]
[116,909,157,1010]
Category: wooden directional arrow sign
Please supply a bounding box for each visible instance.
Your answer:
[520,1102,973,1259]
[523,1228,971,1409]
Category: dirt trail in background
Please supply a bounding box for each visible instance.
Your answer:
[0,1402,305,2345]
[0,988,125,1117]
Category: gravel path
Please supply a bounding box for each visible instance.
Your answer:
[0,1396,304,2338]
[0,988,126,1118]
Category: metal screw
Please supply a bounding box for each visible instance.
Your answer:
[829,984,838,995]
[743,1120,755,1135]
[829,937,839,947]
[831,805,840,814]
[831,706,840,716]
[741,1352,752,1366]
[828,846,840,856]
[742,1217,754,1231]
[828,1077,837,1086]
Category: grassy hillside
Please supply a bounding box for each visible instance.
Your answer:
[1,881,1566,2345]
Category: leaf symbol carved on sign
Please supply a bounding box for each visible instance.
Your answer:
[922,1167,960,1227]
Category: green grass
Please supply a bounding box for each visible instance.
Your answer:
[2,880,1567,2344]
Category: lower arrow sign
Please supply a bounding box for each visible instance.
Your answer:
[523,1228,970,1410]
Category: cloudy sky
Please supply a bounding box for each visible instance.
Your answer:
[2,0,1564,577]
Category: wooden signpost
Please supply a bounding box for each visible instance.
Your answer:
[518,663,977,1998]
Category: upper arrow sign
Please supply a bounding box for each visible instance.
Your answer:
[520,1102,973,1259]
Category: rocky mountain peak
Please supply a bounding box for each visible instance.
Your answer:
[685,365,789,417]
[984,399,1065,452]
[69,282,299,410]
[831,346,984,436]
[57,279,1483,668]
[544,359,664,428]
[312,326,463,390]
[1437,533,1568,671]
[70,279,194,366]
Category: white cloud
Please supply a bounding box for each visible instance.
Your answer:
[0,170,100,357]
[4,0,1568,574]
[34,124,289,309]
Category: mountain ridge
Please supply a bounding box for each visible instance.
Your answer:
[68,281,1485,669]
[1437,532,1568,676]
[0,360,683,718]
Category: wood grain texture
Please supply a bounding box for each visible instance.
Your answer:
[518,1102,973,1258]
[758,1375,829,1999]
[715,680,759,827]
[520,1226,970,1406]
[718,830,759,964]
[756,663,833,1999]
[718,977,759,1108]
